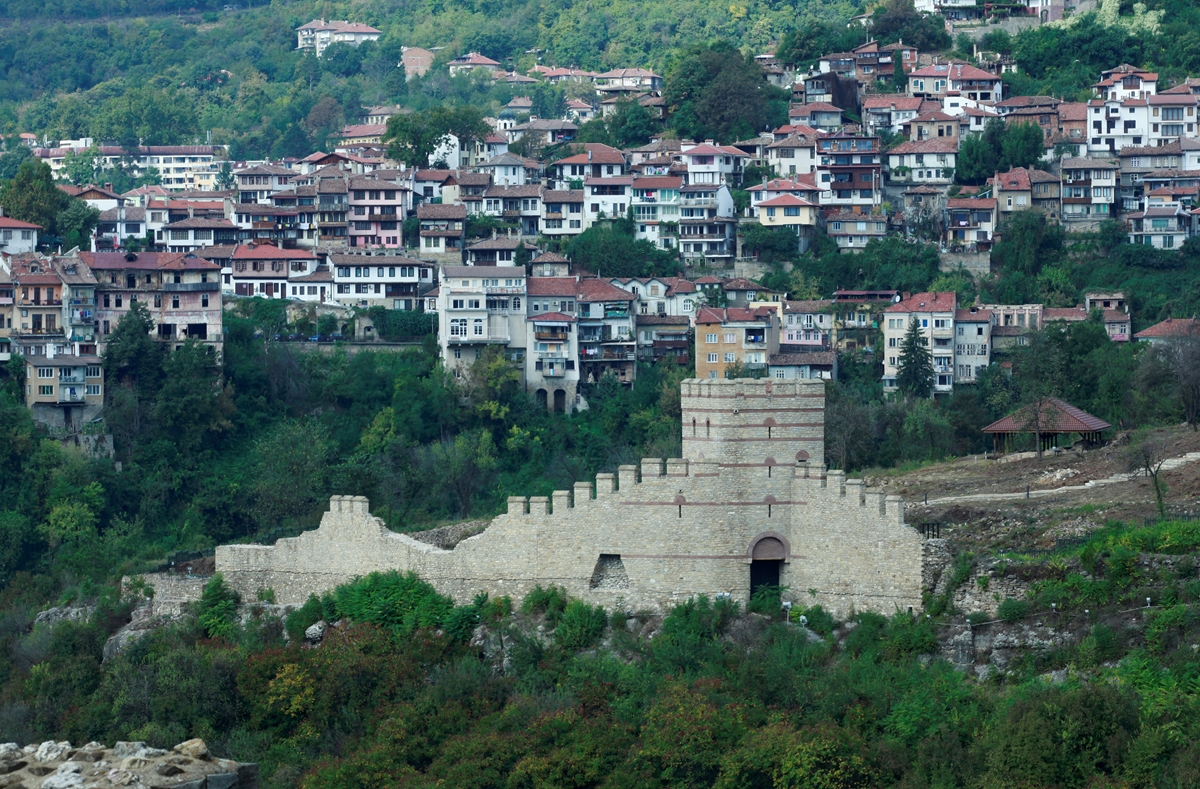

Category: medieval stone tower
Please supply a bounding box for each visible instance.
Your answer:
[214,379,926,617]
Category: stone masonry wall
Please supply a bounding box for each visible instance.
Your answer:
[212,379,926,619]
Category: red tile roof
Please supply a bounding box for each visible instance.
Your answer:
[528,311,575,322]
[696,306,774,324]
[947,198,996,209]
[233,244,315,260]
[885,291,957,313]
[757,194,817,207]
[0,217,42,229]
[1134,317,1200,339]
[577,278,635,302]
[983,397,1111,434]
[527,277,579,296]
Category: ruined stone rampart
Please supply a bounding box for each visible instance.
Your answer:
[215,379,925,618]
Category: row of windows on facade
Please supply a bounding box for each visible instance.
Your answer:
[36,365,101,378]
[99,293,210,309]
[706,352,765,363]
[703,331,766,344]
[34,384,101,395]
[334,266,425,278]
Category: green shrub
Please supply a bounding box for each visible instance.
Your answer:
[844,611,888,657]
[195,573,240,640]
[1077,624,1119,667]
[555,600,608,650]
[997,598,1027,623]
[333,571,454,636]
[256,587,276,604]
[794,605,836,636]
[882,612,938,659]
[747,584,786,616]
[521,585,569,621]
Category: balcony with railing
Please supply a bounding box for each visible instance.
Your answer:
[448,332,510,343]
[58,390,86,403]
[58,373,86,384]
[534,330,569,341]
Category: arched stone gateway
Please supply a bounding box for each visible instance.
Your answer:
[749,532,789,596]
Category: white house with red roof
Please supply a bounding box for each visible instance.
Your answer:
[882,291,958,394]
[1134,317,1200,345]
[746,175,821,216]
[1093,65,1157,102]
[680,141,748,186]
[549,144,627,189]
[946,197,997,248]
[228,243,317,298]
[788,103,844,132]
[594,68,663,96]
[886,138,958,185]
[0,217,42,254]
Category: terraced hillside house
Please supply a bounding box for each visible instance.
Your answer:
[82,250,223,352]
[882,291,957,394]
[695,306,779,380]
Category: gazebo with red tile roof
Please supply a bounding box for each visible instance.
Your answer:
[982,397,1111,455]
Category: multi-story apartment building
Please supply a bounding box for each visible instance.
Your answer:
[8,259,72,360]
[816,132,882,213]
[436,265,528,377]
[295,19,381,57]
[826,211,887,252]
[953,308,992,384]
[634,314,690,365]
[881,291,957,394]
[678,184,737,262]
[862,96,929,136]
[1148,93,1198,147]
[1085,98,1150,156]
[755,194,821,253]
[695,306,780,379]
[781,299,835,350]
[1118,142,1182,214]
[526,305,580,413]
[36,146,219,190]
[577,278,638,384]
[593,68,663,97]
[1060,157,1118,229]
[631,176,683,251]
[23,351,103,431]
[583,176,631,222]
[329,253,433,309]
[236,164,295,204]
[347,177,406,249]
[81,251,223,351]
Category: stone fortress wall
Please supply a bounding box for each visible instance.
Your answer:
[215,379,927,618]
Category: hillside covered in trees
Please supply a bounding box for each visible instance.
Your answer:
[0,0,1196,158]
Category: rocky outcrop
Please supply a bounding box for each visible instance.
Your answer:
[0,738,256,788]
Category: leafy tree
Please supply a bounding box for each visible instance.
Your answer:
[251,419,334,528]
[215,161,235,191]
[101,300,163,399]
[666,42,789,142]
[742,224,799,263]
[195,573,240,640]
[0,144,31,181]
[384,105,490,168]
[60,146,100,186]
[896,317,933,398]
[56,199,100,251]
[0,159,71,235]
[871,0,951,50]
[566,216,680,278]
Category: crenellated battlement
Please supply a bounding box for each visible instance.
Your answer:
[209,380,924,619]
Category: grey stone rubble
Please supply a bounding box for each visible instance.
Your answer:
[0,738,256,789]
